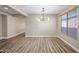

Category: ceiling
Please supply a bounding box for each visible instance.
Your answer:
[0,5,20,15]
[0,5,73,15]
[12,5,73,14]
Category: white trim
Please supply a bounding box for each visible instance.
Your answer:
[0,32,25,39]
[7,32,24,39]
[2,37,7,39]
[0,37,2,39]
[57,35,79,52]
[25,35,57,37]
[8,5,28,16]
[0,37,7,39]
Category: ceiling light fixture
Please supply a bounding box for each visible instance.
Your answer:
[40,8,49,21]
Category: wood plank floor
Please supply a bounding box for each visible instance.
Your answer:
[0,34,77,53]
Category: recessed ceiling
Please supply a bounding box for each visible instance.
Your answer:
[0,5,73,15]
[13,5,73,14]
[0,5,20,15]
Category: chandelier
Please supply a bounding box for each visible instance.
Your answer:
[40,8,49,21]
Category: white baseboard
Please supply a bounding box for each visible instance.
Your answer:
[7,32,24,39]
[0,32,25,39]
[0,37,2,39]
[57,35,79,52]
[25,35,57,37]
[0,37,7,39]
[2,37,7,39]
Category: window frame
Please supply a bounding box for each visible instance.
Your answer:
[61,7,77,39]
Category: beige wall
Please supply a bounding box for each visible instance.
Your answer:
[2,15,7,38]
[0,15,2,39]
[7,15,25,38]
[25,14,58,37]
[0,14,7,39]
[0,11,25,39]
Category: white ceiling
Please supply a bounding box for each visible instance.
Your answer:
[13,5,73,14]
[0,5,73,15]
[0,5,20,15]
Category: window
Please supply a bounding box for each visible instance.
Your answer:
[61,14,67,34]
[62,14,67,20]
[68,9,76,18]
[61,8,77,39]
[68,17,77,39]
[68,9,77,39]
[77,7,79,13]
